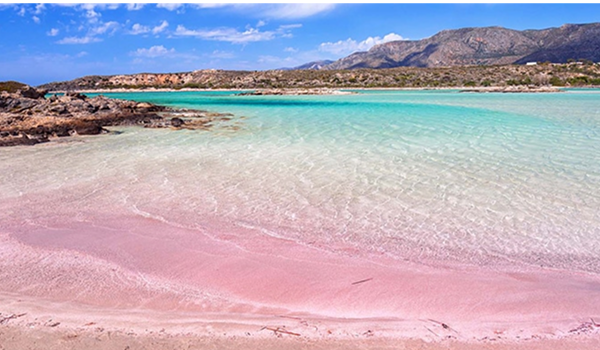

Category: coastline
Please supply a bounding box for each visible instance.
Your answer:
[47,86,567,95]
[2,88,600,349]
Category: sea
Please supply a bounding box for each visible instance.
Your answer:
[2,89,600,274]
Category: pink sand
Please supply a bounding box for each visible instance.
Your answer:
[2,212,600,344]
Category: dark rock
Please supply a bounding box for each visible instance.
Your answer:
[53,126,72,137]
[18,86,47,99]
[65,92,87,100]
[0,135,45,147]
[0,131,9,137]
[171,117,184,127]
[73,122,104,135]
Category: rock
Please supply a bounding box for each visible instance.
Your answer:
[53,125,72,137]
[0,89,215,146]
[0,135,46,147]
[136,102,154,109]
[18,86,47,99]
[73,122,104,135]
[170,117,184,127]
[65,92,87,100]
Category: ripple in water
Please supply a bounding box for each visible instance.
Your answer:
[2,90,600,273]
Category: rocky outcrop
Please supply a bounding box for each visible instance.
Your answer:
[0,85,235,147]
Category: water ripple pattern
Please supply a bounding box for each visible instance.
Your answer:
[2,89,600,272]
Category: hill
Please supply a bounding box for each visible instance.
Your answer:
[323,23,600,70]
[38,63,600,91]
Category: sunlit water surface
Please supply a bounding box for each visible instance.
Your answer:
[2,89,600,272]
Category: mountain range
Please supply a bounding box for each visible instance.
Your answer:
[36,22,600,91]
[295,22,600,70]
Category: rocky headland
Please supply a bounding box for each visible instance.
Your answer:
[0,83,233,147]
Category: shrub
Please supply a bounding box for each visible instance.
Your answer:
[0,81,28,93]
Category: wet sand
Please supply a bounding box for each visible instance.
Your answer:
[1,213,600,348]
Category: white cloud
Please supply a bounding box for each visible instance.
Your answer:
[76,51,88,58]
[132,45,175,58]
[211,50,235,59]
[262,4,335,19]
[54,3,118,11]
[152,20,169,34]
[57,36,102,45]
[47,28,59,37]
[77,4,119,11]
[126,4,146,11]
[157,3,183,11]
[73,3,121,23]
[90,21,119,36]
[175,25,272,43]
[129,21,168,35]
[319,33,404,56]
[174,24,298,44]
[279,24,303,30]
[17,7,25,16]
[191,4,229,9]
[284,47,298,53]
[190,3,338,18]
[51,4,78,8]
[34,4,45,15]
[256,20,266,28]
[130,23,150,35]
[32,16,40,23]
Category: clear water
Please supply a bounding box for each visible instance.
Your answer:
[3,89,600,272]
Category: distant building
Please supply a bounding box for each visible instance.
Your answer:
[526,62,537,66]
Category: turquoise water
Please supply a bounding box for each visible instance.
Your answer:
[4,89,600,272]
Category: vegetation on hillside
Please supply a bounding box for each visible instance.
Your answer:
[38,63,600,91]
[0,81,28,93]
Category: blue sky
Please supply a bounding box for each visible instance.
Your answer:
[1,3,600,86]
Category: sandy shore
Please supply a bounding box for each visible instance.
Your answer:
[1,211,600,349]
[2,320,599,350]
[46,86,571,94]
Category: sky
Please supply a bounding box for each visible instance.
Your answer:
[2,2,600,86]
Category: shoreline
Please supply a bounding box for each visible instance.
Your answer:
[1,212,600,349]
[46,85,598,94]
[3,86,600,349]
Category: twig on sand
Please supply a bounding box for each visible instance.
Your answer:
[592,318,600,327]
[427,318,458,333]
[425,326,439,337]
[0,313,27,324]
[351,278,373,285]
[277,315,303,320]
[261,326,301,337]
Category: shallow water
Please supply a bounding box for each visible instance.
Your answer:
[3,89,600,273]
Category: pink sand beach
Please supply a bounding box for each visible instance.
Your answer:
[2,90,600,348]
[1,211,600,348]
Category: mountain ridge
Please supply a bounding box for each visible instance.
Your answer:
[321,22,600,70]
